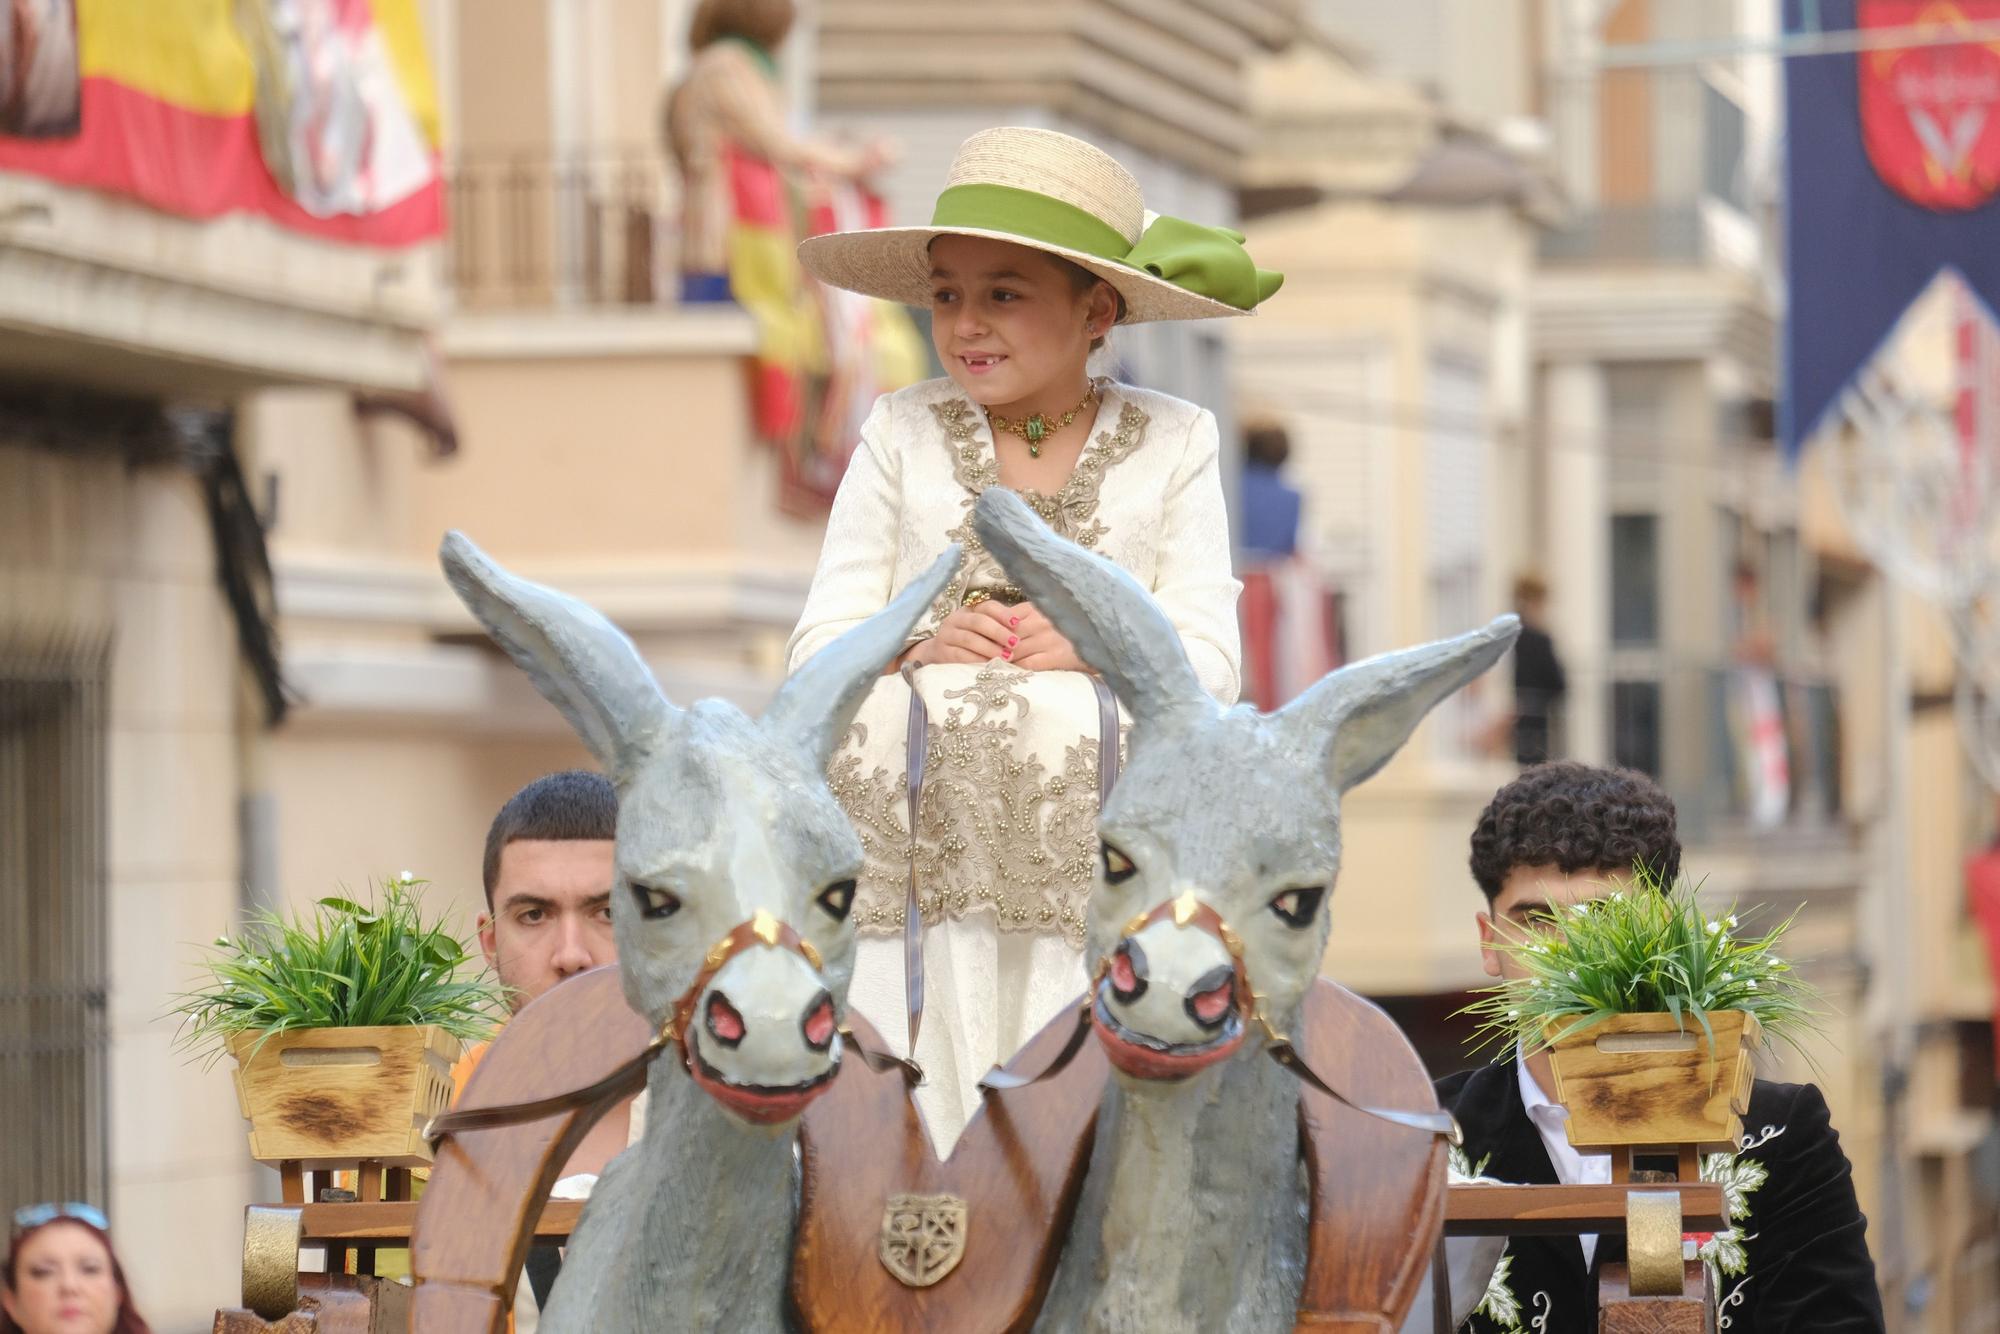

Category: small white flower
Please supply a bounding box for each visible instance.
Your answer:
[1719,972,1733,983]
[1707,920,1722,934]
[1508,1008,1520,1018]
[1569,969,1580,980]
[1727,914,1739,928]
[1745,979,1758,990]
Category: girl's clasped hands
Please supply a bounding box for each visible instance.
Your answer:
[903,600,1087,672]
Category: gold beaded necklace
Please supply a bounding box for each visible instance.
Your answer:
[986,385,1098,458]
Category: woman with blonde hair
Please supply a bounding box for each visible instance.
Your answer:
[789,125,1280,1149]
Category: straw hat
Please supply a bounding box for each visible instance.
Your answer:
[798,127,1282,325]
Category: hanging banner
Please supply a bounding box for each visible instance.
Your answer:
[1783,0,2000,455]
[0,0,442,247]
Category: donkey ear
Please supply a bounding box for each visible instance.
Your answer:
[440,531,676,779]
[1279,615,1520,793]
[764,545,962,767]
[972,488,1212,733]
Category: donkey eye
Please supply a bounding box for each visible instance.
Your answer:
[633,883,681,920]
[1268,886,1326,928]
[816,879,857,922]
[1100,843,1136,884]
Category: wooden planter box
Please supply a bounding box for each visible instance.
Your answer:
[229,1025,461,1169]
[1544,1010,1760,1152]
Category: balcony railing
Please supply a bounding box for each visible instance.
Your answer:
[1606,663,1842,842]
[1537,204,1705,264]
[445,150,675,311]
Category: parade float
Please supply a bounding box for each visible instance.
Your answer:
[210,495,1739,1333]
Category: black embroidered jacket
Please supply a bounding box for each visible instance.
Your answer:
[1437,1056,1886,1333]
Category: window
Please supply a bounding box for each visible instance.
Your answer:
[1702,79,1749,212]
[0,640,110,1213]
[1611,678,1663,777]
[1610,513,1660,645]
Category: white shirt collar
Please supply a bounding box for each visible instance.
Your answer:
[1515,1041,1612,1266]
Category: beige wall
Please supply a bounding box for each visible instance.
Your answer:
[264,731,589,928]
[0,443,255,1333]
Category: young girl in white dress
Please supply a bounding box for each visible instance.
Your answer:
[788,125,1280,1150]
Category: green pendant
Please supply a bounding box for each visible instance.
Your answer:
[1025,415,1047,444]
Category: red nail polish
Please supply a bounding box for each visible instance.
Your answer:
[1010,616,1020,628]
[1003,648,1013,659]
[1008,636,1018,646]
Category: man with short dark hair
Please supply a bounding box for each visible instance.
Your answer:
[1440,761,1883,1332]
[476,769,620,1008]
[451,770,626,1327]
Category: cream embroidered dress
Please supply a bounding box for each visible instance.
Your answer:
[787,375,1241,1151]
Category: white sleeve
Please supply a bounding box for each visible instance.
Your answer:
[1151,408,1243,704]
[786,397,903,671]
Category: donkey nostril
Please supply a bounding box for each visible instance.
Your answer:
[1108,940,1148,1004]
[801,991,836,1052]
[705,992,747,1048]
[1184,965,1236,1030]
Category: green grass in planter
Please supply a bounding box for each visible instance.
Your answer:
[1457,867,1823,1066]
[171,875,504,1066]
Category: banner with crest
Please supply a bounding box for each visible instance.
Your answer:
[1783,0,2000,455]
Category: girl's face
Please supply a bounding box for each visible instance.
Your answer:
[2,1223,120,1334]
[928,234,1117,415]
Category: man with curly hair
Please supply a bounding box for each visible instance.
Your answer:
[1438,761,1883,1333]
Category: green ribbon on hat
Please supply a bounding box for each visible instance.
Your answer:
[930,184,1283,311]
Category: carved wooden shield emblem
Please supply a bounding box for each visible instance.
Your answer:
[877,1192,967,1287]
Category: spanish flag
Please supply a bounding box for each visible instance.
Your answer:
[0,0,442,248]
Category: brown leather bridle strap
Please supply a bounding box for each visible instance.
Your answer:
[662,911,822,1072]
[900,665,1121,1092]
[425,1040,662,1140]
[1264,1041,1462,1144]
[424,910,834,1142]
[976,893,1464,1145]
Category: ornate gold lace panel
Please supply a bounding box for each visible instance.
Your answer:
[919,389,1153,635]
[829,663,1118,945]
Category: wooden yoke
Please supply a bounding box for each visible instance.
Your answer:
[1295,978,1449,1333]
[409,966,651,1334]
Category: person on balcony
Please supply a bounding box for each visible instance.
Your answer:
[1509,573,1567,766]
[785,125,1279,1150]
[664,0,914,507]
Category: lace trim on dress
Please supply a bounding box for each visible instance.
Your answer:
[828,662,1114,944]
[919,385,1153,635]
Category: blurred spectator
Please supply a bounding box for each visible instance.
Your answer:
[663,0,890,304]
[1239,421,1302,560]
[1238,423,1339,708]
[0,0,82,139]
[3,1203,151,1334]
[1510,573,1567,766]
[450,770,626,1329]
[1724,557,1789,825]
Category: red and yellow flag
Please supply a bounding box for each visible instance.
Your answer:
[0,0,442,247]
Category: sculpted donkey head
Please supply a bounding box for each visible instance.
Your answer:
[973,490,1516,1081]
[442,533,958,1123]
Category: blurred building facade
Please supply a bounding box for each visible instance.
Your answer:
[0,123,437,1330]
[5,2,1997,1330]
[1251,1,2000,1328]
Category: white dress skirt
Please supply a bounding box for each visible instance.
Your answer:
[828,660,1118,1155]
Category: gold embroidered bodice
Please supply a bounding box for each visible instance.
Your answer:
[824,389,1151,942]
[920,387,1153,632]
